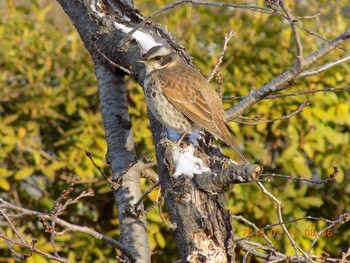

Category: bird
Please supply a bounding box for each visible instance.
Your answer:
[138,45,248,164]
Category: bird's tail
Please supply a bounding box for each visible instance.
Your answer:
[221,124,249,164]
[226,136,249,164]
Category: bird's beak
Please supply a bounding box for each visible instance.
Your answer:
[137,59,145,64]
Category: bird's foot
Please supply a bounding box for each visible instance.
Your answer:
[157,137,175,148]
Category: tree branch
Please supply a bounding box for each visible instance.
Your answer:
[122,0,271,47]
[256,182,315,262]
[194,164,262,193]
[0,231,69,263]
[233,211,350,262]
[223,86,350,101]
[0,198,135,262]
[233,100,309,125]
[261,166,338,184]
[208,31,235,82]
[226,28,350,120]
[279,0,303,63]
[94,59,151,262]
[300,54,350,77]
[55,0,154,261]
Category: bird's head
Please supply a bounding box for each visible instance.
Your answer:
[138,46,179,74]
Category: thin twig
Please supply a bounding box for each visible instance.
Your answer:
[340,246,350,263]
[225,28,350,120]
[236,114,263,121]
[233,100,309,125]
[279,0,303,63]
[0,209,69,262]
[51,210,59,257]
[51,177,80,215]
[237,236,346,262]
[256,182,316,262]
[307,212,350,254]
[293,23,350,54]
[261,212,349,234]
[0,231,69,263]
[93,41,132,75]
[134,182,160,213]
[232,215,275,248]
[294,13,321,20]
[0,198,135,262]
[0,209,26,243]
[216,71,223,98]
[261,166,338,184]
[48,179,94,258]
[208,31,236,82]
[120,1,272,48]
[223,86,350,101]
[300,54,350,77]
[85,150,112,183]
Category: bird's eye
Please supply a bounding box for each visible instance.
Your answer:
[154,56,162,60]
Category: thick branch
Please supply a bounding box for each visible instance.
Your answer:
[194,164,262,193]
[95,60,150,262]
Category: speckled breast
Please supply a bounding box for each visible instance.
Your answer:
[143,76,192,133]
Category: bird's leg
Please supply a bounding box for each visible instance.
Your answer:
[176,128,191,146]
[157,137,172,147]
[158,129,191,147]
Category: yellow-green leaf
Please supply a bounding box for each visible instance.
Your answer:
[0,168,13,178]
[0,178,10,191]
[155,232,166,248]
[14,167,35,180]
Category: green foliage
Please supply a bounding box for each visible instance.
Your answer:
[0,0,349,262]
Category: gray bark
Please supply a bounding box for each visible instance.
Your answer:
[95,60,150,262]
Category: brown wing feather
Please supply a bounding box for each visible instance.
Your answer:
[157,63,249,163]
[157,65,217,129]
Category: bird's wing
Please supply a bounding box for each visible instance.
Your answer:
[157,66,220,131]
[157,65,249,164]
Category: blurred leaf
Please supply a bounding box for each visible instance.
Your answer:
[293,163,312,179]
[0,178,10,191]
[14,167,35,180]
[296,196,323,209]
[155,232,166,248]
[33,151,41,166]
